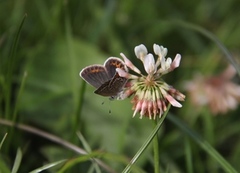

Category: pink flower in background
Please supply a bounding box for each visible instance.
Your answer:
[117,44,185,119]
[185,65,240,115]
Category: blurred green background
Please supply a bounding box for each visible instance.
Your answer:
[0,0,240,172]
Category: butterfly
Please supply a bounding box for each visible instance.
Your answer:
[80,57,128,99]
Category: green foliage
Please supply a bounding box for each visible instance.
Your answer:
[0,0,240,172]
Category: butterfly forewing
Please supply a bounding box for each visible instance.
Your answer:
[80,65,109,88]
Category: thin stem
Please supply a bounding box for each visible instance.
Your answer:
[184,137,193,173]
[153,119,160,173]
[122,104,171,173]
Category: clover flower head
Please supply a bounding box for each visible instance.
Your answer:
[117,43,185,119]
[185,65,240,115]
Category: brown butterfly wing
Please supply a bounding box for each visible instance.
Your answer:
[94,73,127,97]
[80,65,110,88]
[104,58,127,79]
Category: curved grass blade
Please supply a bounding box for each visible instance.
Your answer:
[5,14,27,119]
[29,159,66,173]
[12,71,28,123]
[11,148,22,173]
[0,133,7,150]
[77,132,101,173]
[58,153,102,173]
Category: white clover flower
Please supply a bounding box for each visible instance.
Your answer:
[117,43,185,119]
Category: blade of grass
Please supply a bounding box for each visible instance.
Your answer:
[12,71,28,123]
[29,159,66,173]
[11,148,22,173]
[77,131,92,153]
[122,104,171,173]
[167,113,238,173]
[0,133,8,150]
[58,152,113,173]
[5,14,27,119]
[184,137,193,173]
[76,132,101,173]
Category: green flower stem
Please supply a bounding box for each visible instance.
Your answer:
[122,104,171,173]
[153,119,160,173]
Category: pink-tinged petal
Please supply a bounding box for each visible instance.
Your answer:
[165,94,182,107]
[116,68,129,78]
[170,54,181,71]
[134,44,148,61]
[152,101,158,119]
[143,54,156,75]
[116,68,138,79]
[140,100,148,119]
[133,101,142,117]
[168,87,186,101]
[120,53,141,74]
[162,101,167,111]
[157,100,163,115]
[148,101,153,119]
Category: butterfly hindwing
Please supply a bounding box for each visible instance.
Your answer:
[94,73,127,96]
[104,57,126,79]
